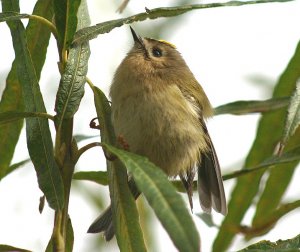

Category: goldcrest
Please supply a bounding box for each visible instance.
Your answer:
[88,27,227,239]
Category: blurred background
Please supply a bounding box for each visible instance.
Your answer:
[0,0,300,251]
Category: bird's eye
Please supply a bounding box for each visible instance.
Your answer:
[152,47,162,57]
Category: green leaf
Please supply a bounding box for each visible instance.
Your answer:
[222,145,300,180]
[249,41,300,240]
[197,213,218,228]
[242,200,300,239]
[0,12,28,22]
[73,0,293,45]
[92,87,146,251]
[213,40,300,251]
[92,86,116,144]
[53,0,81,50]
[73,134,98,142]
[54,42,90,126]
[73,171,108,185]
[0,245,31,252]
[0,0,54,179]
[7,10,64,210]
[103,143,200,252]
[45,216,74,252]
[281,80,300,147]
[238,234,300,251]
[214,97,289,115]
[1,159,30,179]
[0,111,53,124]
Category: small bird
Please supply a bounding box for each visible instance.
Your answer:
[88,27,227,239]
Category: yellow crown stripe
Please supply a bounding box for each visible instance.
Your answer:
[158,40,176,49]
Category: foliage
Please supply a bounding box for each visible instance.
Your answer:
[0,0,299,251]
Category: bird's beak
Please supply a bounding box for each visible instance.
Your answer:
[130,27,144,47]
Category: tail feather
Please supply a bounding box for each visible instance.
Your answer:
[198,122,227,215]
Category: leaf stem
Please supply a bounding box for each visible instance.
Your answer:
[28,14,58,39]
[75,142,102,163]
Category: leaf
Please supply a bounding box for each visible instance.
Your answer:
[0,12,28,22]
[214,97,289,115]
[54,41,90,126]
[197,213,218,228]
[222,145,300,180]
[53,0,81,50]
[238,234,300,251]
[0,0,54,180]
[73,171,108,185]
[213,40,300,251]
[103,143,200,252]
[73,134,98,142]
[73,0,293,45]
[281,80,300,147]
[0,111,52,124]
[92,86,116,144]
[240,200,300,238]
[92,87,146,251]
[0,245,32,252]
[45,217,74,252]
[1,159,30,179]
[7,8,64,210]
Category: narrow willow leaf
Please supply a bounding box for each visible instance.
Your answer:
[0,0,54,181]
[92,86,116,144]
[92,88,146,252]
[237,234,300,251]
[8,16,64,210]
[73,134,97,142]
[0,1,24,182]
[0,245,31,252]
[197,213,218,228]
[249,42,300,240]
[1,159,30,179]
[73,171,108,185]
[54,42,90,126]
[242,200,300,238]
[53,0,81,50]
[214,41,300,251]
[222,145,300,180]
[0,111,52,124]
[214,97,289,115]
[281,80,300,147]
[103,143,200,252]
[73,0,293,45]
[45,217,74,252]
[0,12,28,22]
